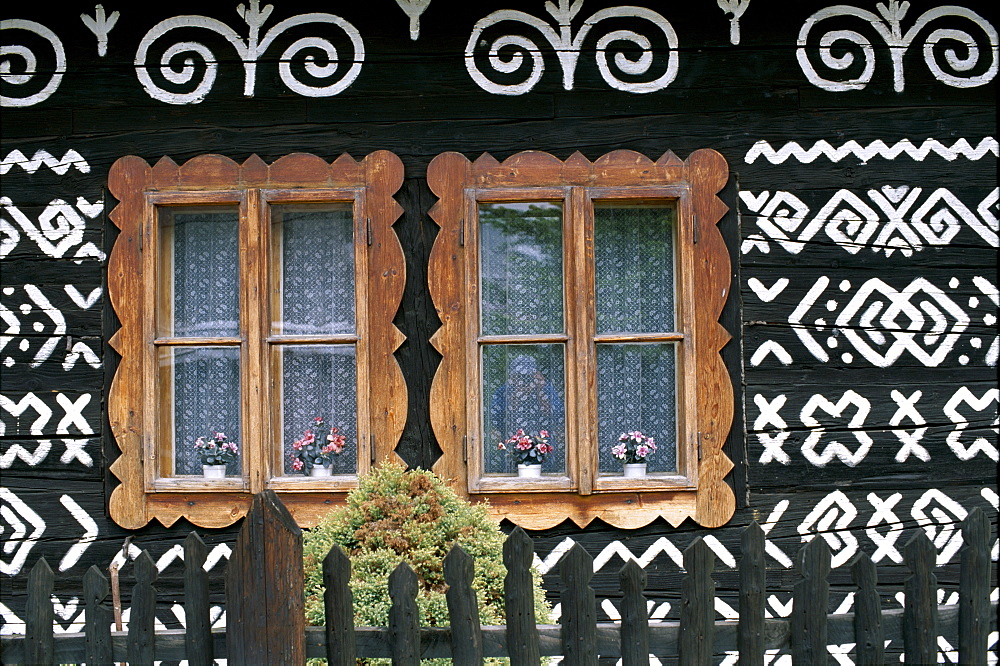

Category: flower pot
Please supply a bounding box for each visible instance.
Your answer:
[623,463,647,478]
[517,464,542,478]
[202,465,227,479]
[310,465,333,477]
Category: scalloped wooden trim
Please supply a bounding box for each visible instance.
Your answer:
[428,149,734,530]
[107,152,406,529]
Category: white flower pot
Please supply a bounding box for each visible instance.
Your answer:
[310,465,333,477]
[623,463,647,478]
[202,465,227,479]
[517,464,542,478]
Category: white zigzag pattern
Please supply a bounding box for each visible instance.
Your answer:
[745,137,999,164]
[0,149,90,175]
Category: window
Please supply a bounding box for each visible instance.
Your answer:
[428,149,735,529]
[107,152,407,528]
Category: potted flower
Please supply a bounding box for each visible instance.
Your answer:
[612,431,656,477]
[498,428,552,477]
[193,432,239,478]
[290,416,347,476]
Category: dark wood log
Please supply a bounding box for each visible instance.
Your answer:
[83,565,113,666]
[851,552,884,665]
[959,508,991,666]
[323,545,356,666]
[790,538,830,666]
[444,544,484,665]
[738,522,765,666]
[503,527,540,665]
[128,550,158,666]
[560,542,598,665]
[679,537,715,666]
[619,559,649,666]
[226,490,304,665]
[183,532,212,666]
[25,557,54,666]
[903,530,938,665]
[388,561,421,666]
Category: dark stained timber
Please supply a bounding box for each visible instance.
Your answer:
[851,552,885,665]
[324,545,357,666]
[619,560,650,666]
[128,551,157,666]
[791,538,830,666]
[679,538,715,666]
[560,543,598,665]
[444,545,484,665]
[183,532,212,666]
[504,527,541,666]
[959,508,991,666]
[83,565,113,666]
[25,557,54,666]
[738,522,766,666]
[388,562,421,666]
[903,531,938,665]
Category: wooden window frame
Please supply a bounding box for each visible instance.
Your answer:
[108,152,407,528]
[428,149,735,530]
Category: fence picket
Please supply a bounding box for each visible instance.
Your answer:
[445,545,484,665]
[960,508,990,666]
[851,552,884,665]
[738,522,765,666]
[619,560,649,666]
[183,532,212,666]
[561,543,597,665]
[903,530,938,665]
[790,538,830,666]
[680,537,715,666]
[503,526,540,665]
[128,550,158,666]
[83,565,113,665]
[324,545,356,666]
[389,562,421,665]
[25,557,54,666]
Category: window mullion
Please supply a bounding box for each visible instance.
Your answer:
[241,189,267,493]
[567,187,596,495]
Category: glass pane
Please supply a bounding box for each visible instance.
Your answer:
[272,204,355,336]
[278,344,357,475]
[160,207,240,338]
[162,346,241,477]
[595,204,675,333]
[479,202,563,335]
[597,343,677,473]
[482,344,566,475]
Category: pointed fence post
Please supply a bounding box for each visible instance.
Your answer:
[389,562,421,665]
[850,552,883,665]
[445,544,484,665]
[738,522,765,666]
[679,537,715,666]
[183,532,213,666]
[83,565,113,665]
[903,530,937,665]
[619,560,649,666]
[959,508,990,666]
[128,550,158,666]
[560,543,597,665]
[790,538,830,666]
[324,545,356,666]
[503,527,540,665]
[25,557,54,665]
[226,490,304,665]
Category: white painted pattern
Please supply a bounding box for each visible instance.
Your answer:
[0,392,97,439]
[0,19,66,107]
[911,489,968,566]
[716,0,750,46]
[943,387,999,461]
[799,391,873,467]
[80,5,119,57]
[57,495,98,571]
[465,0,678,95]
[0,149,90,175]
[745,137,999,164]
[797,490,859,568]
[797,2,998,92]
[0,197,106,261]
[395,0,431,40]
[135,0,364,104]
[2,284,103,371]
[866,492,904,563]
[0,487,45,576]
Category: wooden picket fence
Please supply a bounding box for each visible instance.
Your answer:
[2,490,995,665]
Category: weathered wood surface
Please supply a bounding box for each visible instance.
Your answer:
[679,538,715,666]
[903,531,938,665]
[738,522,765,666]
[388,562,421,666]
[323,545,356,666]
[82,566,113,666]
[444,545,484,665]
[851,553,884,665]
[790,538,830,665]
[183,533,213,666]
[503,527,541,666]
[24,558,54,666]
[560,543,597,664]
[959,508,991,666]
[127,551,157,666]
[619,560,649,666]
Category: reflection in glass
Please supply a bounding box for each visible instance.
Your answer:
[278,345,357,475]
[479,202,563,336]
[482,344,566,475]
[163,346,241,476]
[272,204,355,336]
[597,343,677,473]
[161,207,240,338]
[595,205,675,333]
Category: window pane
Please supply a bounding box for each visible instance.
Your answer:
[278,344,357,475]
[479,202,563,335]
[597,343,677,473]
[160,207,240,338]
[272,204,355,336]
[595,205,675,333]
[482,344,566,475]
[162,346,241,476]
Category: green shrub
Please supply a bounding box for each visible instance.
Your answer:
[302,463,550,664]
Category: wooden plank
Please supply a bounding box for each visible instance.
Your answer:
[503,527,541,665]
[851,552,884,665]
[388,562,421,666]
[679,537,715,666]
[959,508,991,666]
[183,532,213,666]
[619,560,649,666]
[444,545,484,665]
[560,543,598,665]
[323,545,356,666]
[25,557,54,666]
[738,522,765,666]
[790,538,830,666]
[83,565,113,666]
[127,550,157,666]
[903,530,938,665]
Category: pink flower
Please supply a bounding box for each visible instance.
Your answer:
[292,439,303,451]
[636,445,650,458]
[539,430,549,438]
[314,417,323,424]
[498,442,507,450]
[291,458,304,471]
[612,443,626,459]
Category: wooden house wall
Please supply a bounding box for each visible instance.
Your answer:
[1,0,996,657]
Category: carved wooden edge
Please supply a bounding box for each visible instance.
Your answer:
[106,152,407,529]
[427,149,735,530]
